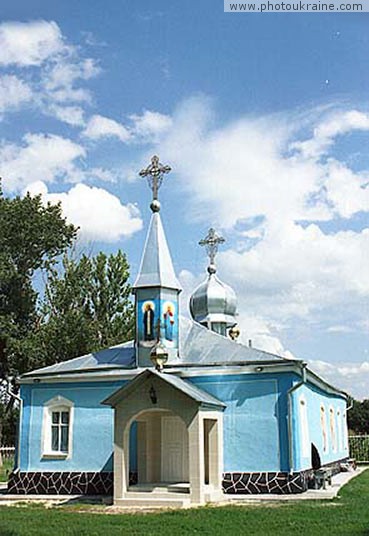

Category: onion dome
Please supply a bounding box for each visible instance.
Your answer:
[189,228,238,337]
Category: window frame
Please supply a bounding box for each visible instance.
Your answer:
[41,396,74,460]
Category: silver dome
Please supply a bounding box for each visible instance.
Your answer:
[189,272,237,331]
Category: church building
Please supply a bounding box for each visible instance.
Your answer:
[8,156,349,507]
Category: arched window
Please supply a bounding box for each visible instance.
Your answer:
[299,396,310,457]
[320,404,328,453]
[42,396,74,459]
[329,406,337,452]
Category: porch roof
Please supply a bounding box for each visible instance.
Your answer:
[101,369,226,410]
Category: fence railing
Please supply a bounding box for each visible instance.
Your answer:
[0,446,15,461]
[349,435,369,463]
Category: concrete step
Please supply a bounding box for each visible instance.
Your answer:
[115,497,191,508]
[124,491,190,500]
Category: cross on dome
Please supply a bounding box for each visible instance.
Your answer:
[139,155,171,212]
[199,228,225,274]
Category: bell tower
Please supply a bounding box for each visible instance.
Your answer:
[132,156,182,368]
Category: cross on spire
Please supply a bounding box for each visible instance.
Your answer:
[199,228,225,274]
[139,155,171,211]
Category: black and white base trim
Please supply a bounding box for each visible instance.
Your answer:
[222,471,309,494]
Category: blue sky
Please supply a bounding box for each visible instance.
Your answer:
[0,1,368,398]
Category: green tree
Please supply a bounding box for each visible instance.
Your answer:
[348,398,369,434]
[0,184,77,380]
[39,250,134,363]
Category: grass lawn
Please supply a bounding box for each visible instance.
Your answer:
[0,469,368,536]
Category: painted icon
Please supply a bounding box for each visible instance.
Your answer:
[142,301,155,341]
[163,301,175,342]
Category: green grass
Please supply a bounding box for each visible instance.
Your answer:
[0,457,14,483]
[0,469,368,536]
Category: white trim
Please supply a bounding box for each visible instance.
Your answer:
[299,395,310,458]
[320,404,328,454]
[41,395,74,460]
[19,363,347,399]
[329,405,337,452]
[337,408,343,452]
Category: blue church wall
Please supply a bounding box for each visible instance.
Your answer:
[19,381,126,473]
[19,371,348,477]
[290,381,348,472]
[189,373,295,473]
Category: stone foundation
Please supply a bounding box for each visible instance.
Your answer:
[222,471,309,494]
[7,471,114,495]
[7,460,349,496]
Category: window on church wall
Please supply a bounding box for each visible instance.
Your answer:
[51,410,69,452]
[42,396,74,458]
[299,396,310,458]
[329,406,337,452]
[320,404,328,453]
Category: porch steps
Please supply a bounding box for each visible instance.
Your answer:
[116,495,191,508]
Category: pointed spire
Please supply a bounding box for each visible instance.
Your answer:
[133,211,181,290]
[134,155,181,291]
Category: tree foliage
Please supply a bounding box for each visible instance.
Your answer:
[39,250,134,363]
[347,398,369,434]
[0,184,77,379]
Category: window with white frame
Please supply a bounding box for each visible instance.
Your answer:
[42,396,74,458]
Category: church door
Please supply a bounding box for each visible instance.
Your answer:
[161,416,189,482]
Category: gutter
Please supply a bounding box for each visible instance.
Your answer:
[287,362,307,475]
[5,380,22,472]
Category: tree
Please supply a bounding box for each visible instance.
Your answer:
[348,399,369,434]
[0,184,77,380]
[39,250,134,363]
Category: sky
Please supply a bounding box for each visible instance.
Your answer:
[0,1,368,398]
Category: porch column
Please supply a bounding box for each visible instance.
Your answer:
[188,413,205,504]
[113,406,129,501]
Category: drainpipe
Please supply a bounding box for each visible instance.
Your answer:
[5,380,22,472]
[287,362,307,475]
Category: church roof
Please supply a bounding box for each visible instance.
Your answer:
[102,368,226,409]
[22,316,287,379]
[22,340,136,377]
[133,211,181,291]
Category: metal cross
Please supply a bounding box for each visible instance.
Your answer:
[139,155,171,201]
[199,228,225,266]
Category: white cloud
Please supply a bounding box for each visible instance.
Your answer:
[48,105,85,126]
[293,110,369,158]
[0,75,32,113]
[0,133,85,192]
[83,114,130,142]
[130,110,172,141]
[153,98,369,331]
[309,360,369,400]
[44,57,100,105]
[0,20,64,66]
[24,181,143,242]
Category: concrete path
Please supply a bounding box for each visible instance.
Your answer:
[227,466,368,503]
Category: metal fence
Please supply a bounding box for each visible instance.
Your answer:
[349,435,369,463]
[0,446,15,461]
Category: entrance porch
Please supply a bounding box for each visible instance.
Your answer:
[102,369,225,506]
